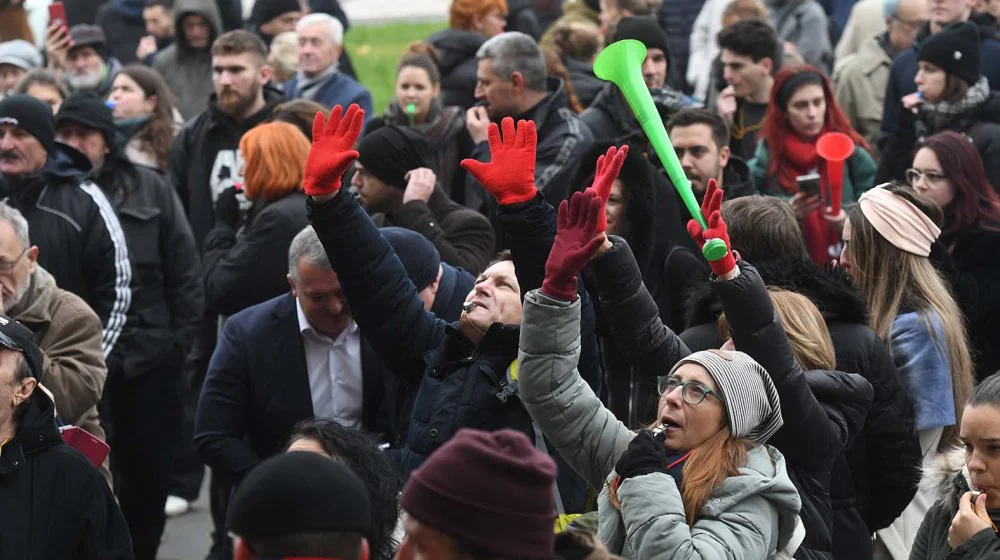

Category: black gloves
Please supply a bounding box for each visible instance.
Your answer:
[214,186,241,227]
[615,429,669,480]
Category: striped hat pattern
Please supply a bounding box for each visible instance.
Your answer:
[668,349,784,445]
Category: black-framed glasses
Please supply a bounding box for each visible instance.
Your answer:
[0,248,27,274]
[657,375,722,405]
[905,168,947,185]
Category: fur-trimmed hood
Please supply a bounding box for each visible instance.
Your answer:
[922,446,972,509]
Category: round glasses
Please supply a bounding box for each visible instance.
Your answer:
[657,375,722,405]
[905,168,946,186]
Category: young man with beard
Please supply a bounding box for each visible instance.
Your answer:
[666,108,756,202]
[169,29,284,248]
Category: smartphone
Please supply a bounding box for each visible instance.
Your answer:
[48,2,68,33]
[796,173,821,197]
[60,426,110,468]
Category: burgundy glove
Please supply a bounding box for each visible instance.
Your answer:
[303,104,365,197]
[541,190,606,301]
[460,117,538,205]
[585,144,629,232]
[686,178,737,277]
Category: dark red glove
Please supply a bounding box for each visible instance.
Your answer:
[585,144,629,232]
[303,104,365,197]
[541,190,606,301]
[460,117,538,205]
[686,178,737,277]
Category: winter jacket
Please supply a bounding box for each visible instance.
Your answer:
[748,139,877,204]
[203,191,308,317]
[464,78,594,214]
[7,266,107,461]
[506,0,542,39]
[580,83,699,148]
[833,0,884,61]
[283,70,374,122]
[95,0,147,64]
[368,100,473,201]
[681,257,922,559]
[878,15,1000,156]
[153,0,223,120]
[659,0,707,91]
[427,28,485,110]
[95,156,203,377]
[565,57,604,108]
[168,85,285,248]
[879,90,1000,194]
[377,186,495,274]
[308,189,603,514]
[910,448,1000,560]
[0,143,132,361]
[517,289,802,558]
[833,32,894,158]
[0,391,132,560]
[769,0,834,74]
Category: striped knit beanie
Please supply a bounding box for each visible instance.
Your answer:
[669,350,783,444]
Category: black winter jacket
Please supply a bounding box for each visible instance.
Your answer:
[96,156,204,378]
[168,86,285,248]
[203,191,309,317]
[309,190,602,514]
[681,256,922,559]
[427,28,485,110]
[0,392,132,559]
[0,144,132,360]
[579,83,699,147]
[565,57,604,108]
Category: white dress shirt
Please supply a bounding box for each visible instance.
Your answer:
[296,299,364,428]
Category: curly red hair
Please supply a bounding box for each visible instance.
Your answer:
[239,122,311,202]
[450,0,508,31]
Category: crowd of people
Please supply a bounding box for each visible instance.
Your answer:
[0,0,999,558]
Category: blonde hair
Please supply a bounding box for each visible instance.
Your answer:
[239,122,311,202]
[845,185,974,447]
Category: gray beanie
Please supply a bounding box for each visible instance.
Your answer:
[668,349,783,445]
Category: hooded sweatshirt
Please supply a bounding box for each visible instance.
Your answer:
[153,0,223,120]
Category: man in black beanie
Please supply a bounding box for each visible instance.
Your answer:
[580,16,699,153]
[352,125,495,274]
[251,0,303,44]
[56,91,203,560]
[381,226,476,323]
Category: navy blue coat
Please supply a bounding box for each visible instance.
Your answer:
[309,189,602,513]
[283,71,374,124]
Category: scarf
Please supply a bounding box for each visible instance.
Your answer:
[920,76,990,131]
[776,128,838,264]
[383,99,465,149]
[295,64,338,101]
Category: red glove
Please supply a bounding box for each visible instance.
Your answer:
[585,144,629,232]
[541,190,607,301]
[460,117,538,205]
[686,178,737,277]
[303,104,365,197]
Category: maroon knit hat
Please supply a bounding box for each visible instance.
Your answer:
[400,428,558,558]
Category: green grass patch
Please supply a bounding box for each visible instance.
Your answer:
[345,20,448,115]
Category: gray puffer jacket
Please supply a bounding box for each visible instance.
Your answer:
[518,289,802,559]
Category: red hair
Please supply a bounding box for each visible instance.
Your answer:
[920,131,1000,235]
[239,122,311,202]
[449,0,508,30]
[762,65,867,181]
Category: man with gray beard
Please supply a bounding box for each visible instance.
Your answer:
[0,201,111,484]
[49,25,122,97]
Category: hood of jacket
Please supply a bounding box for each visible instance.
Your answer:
[427,29,486,76]
[1,142,92,200]
[922,446,970,509]
[173,0,223,55]
[6,266,58,328]
[685,256,868,328]
[1,391,62,473]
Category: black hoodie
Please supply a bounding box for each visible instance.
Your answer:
[0,392,132,559]
[427,28,487,110]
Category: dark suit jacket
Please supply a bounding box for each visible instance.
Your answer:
[194,292,397,483]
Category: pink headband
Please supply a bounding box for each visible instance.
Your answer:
[858,185,941,257]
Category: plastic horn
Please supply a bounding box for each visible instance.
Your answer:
[593,39,728,261]
[815,132,854,216]
[406,102,416,127]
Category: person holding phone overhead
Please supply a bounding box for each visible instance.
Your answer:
[748,65,876,265]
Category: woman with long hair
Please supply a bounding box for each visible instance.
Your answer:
[910,373,1000,559]
[749,64,877,265]
[109,64,182,170]
[911,131,1000,381]
[880,22,1000,193]
[841,184,975,559]
[202,122,311,317]
[286,419,402,560]
[368,43,472,200]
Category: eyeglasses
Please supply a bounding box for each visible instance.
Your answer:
[0,248,27,274]
[657,375,722,405]
[905,168,947,185]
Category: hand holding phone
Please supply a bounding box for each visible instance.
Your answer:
[48,2,67,32]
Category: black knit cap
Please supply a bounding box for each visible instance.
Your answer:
[918,21,981,85]
[252,0,302,25]
[0,316,45,382]
[357,125,431,189]
[55,92,116,150]
[612,16,672,71]
[228,452,372,540]
[381,227,441,291]
[0,94,55,153]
